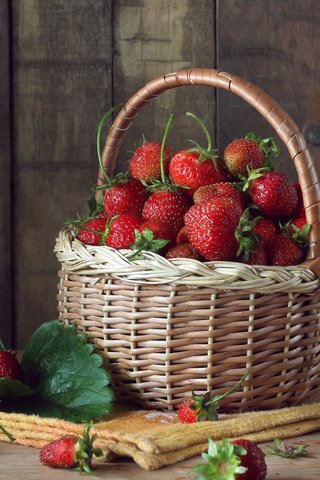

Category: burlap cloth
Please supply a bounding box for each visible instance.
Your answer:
[1,402,320,470]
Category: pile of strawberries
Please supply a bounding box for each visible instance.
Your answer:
[72,112,310,267]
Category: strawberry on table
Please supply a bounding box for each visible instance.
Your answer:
[169,112,230,197]
[192,438,267,480]
[129,141,172,182]
[39,423,102,472]
[184,197,244,261]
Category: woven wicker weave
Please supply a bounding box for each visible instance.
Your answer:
[55,68,320,411]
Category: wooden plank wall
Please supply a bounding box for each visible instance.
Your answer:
[2,0,320,347]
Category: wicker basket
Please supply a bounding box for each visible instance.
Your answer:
[55,68,320,412]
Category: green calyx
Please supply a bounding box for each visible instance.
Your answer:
[238,166,271,192]
[192,438,247,480]
[281,221,311,248]
[268,438,309,458]
[191,371,249,422]
[235,208,263,260]
[96,170,130,191]
[186,112,219,168]
[74,422,103,473]
[130,228,169,257]
[245,131,280,166]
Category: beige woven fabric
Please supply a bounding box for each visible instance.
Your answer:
[1,402,320,470]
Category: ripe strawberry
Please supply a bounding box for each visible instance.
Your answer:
[105,213,143,249]
[77,217,107,246]
[0,350,24,381]
[223,138,265,179]
[165,242,202,260]
[39,423,102,472]
[178,372,248,424]
[193,438,267,480]
[251,217,278,251]
[232,439,267,480]
[129,141,172,182]
[130,220,176,255]
[246,170,298,219]
[142,191,190,234]
[139,219,176,247]
[184,197,244,261]
[193,182,246,208]
[289,216,307,232]
[103,177,148,217]
[240,245,269,265]
[169,112,230,197]
[293,182,305,217]
[176,226,189,245]
[270,234,305,266]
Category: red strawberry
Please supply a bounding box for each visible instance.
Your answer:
[139,219,176,247]
[130,219,176,254]
[169,112,230,197]
[77,217,107,246]
[232,439,267,480]
[177,399,198,424]
[252,217,278,251]
[129,141,172,182]
[103,178,148,217]
[184,197,244,261]
[241,245,269,265]
[39,423,102,471]
[193,182,246,208]
[223,138,265,179]
[0,350,24,381]
[293,182,305,217]
[193,438,267,480]
[176,226,189,245]
[142,191,190,234]
[105,213,143,249]
[289,216,307,232]
[270,234,305,266]
[246,170,298,219]
[165,242,201,260]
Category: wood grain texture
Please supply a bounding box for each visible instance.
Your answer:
[11,0,113,347]
[217,0,320,179]
[113,0,216,173]
[0,0,12,346]
[1,433,320,479]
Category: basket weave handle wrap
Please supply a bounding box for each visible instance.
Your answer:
[100,68,320,272]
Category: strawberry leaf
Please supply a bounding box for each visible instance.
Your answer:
[268,438,309,458]
[0,377,34,399]
[2,321,115,423]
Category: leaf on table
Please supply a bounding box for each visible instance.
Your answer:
[268,438,309,458]
[2,320,115,423]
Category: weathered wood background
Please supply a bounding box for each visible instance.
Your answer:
[1,0,320,347]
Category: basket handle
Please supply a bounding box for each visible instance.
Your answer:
[100,68,320,274]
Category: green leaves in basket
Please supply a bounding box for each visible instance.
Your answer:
[1,321,115,423]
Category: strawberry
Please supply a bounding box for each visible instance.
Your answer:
[130,220,176,255]
[105,213,143,250]
[176,226,189,245]
[103,177,148,217]
[288,216,307,232]
[184,197,244,261]
[293,182,305,217]
[139,219,176,248]
[270,234,305,266]
[0,349,24,382]
[244,170,298,219]
[251,217,278,251]
[178,372,248,424]
[192,438,267,480]
[39,423,102,472]
[77,217,107,246]
[165,242,202,260]
[142,190,190,235]
[240,245,269,266]
[129,141,172,182]
[193,182,246,209]
[169,112,230,197]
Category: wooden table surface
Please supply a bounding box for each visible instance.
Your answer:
[1,433,319,479]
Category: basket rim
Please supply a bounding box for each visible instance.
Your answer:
[54,226,319,294]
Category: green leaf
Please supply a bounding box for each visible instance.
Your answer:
[10,321,115,423]
[0,377,35,399]
[268,438,309,458]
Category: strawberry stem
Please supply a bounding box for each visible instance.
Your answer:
[186,111,212,153]
[0,339,5,351]
[96,104,123,180]
[160,114,174,183]
[0,425,15,442]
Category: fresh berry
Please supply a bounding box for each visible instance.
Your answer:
[270,234,305,266]
[169,112,230,197]
[252,217,278,251]
[223,138,265,179]
[130,220,176,254]
[193,182,246,208]
[241,245,269,265]
[142,190,190,234]
[246,170,298,219]
[184,197,244,261]
[178,372,248,424]
[105,213,143,249]
[139,219,176,247]
[232,439,267,480]
[39,423,102,472]
[77,217,107,246]
[129,141,172,182]
[288,216,307,232]
[103,177,148,217]
[0,350,24,381]
[176,226,189,245]
[293,182,305,217]
[165,243,201,260]
[193,438,267,480]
